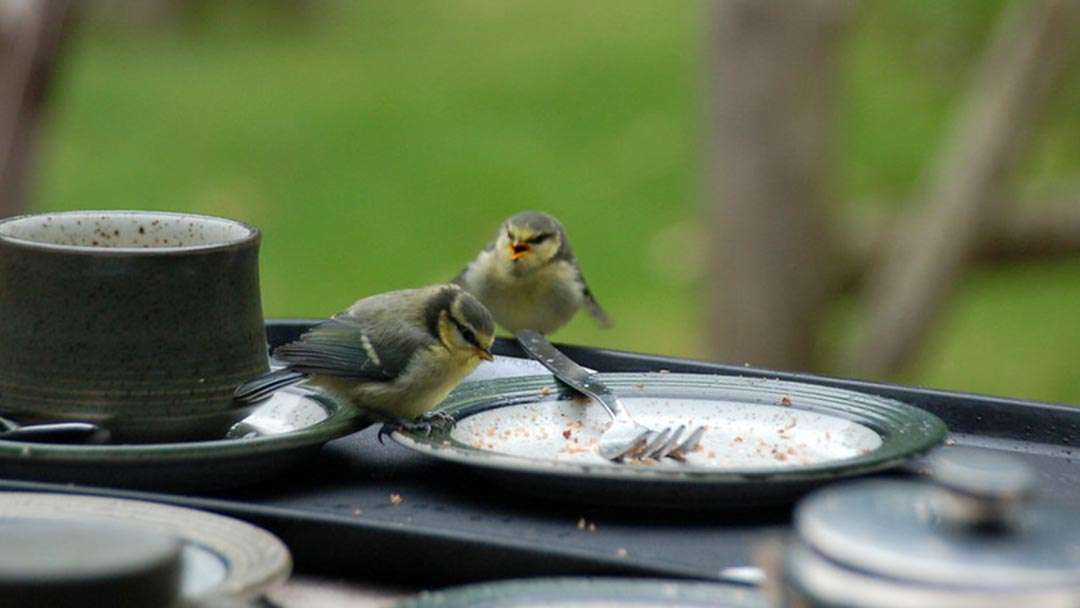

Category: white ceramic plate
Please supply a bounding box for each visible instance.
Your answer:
[393,373,947,508]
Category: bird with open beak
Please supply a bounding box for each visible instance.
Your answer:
[454,211,611,335]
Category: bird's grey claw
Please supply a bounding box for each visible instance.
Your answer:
[376,424,394,444]
[419,411,456,432]
[380,413,455,440]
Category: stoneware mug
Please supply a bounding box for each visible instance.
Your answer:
[0,210,269,442]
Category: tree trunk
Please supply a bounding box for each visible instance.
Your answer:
[0,0,72,217]
[851,0,1080,377]
[706,0,847,370]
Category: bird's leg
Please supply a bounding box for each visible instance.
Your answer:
[419,410,456,431]
[376,411,457,444]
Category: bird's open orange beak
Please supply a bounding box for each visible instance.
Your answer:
[475,347,495,361]
[510,242,530,261]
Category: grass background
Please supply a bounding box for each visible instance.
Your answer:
[30,1,1080,404]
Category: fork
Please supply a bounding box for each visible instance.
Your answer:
[515,330,705,461]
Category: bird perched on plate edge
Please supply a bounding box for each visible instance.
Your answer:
[454,211,611,335]
[234,284,495,432]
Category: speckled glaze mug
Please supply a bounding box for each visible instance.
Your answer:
[0,211,269,442]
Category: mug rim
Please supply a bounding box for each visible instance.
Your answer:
[0,210,260,256]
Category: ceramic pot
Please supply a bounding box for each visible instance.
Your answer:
[0,210,269,442]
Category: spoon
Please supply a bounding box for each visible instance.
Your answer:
[0,415,111,444]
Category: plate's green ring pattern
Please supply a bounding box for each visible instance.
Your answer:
[0,390,367,463]
[394,373,948,484]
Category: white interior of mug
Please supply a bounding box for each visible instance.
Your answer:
[0,211,254,251]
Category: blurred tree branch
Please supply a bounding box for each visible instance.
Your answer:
[706,0,848,370]
[850,0,1080,377]
[0,0,72,217]
[978,202,1080,262]
[840,202,1080,291]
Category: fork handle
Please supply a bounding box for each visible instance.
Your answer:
[514,330,628,420]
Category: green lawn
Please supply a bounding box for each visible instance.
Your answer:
[31,1,1080,404]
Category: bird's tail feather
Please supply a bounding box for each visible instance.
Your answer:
[233,369,307,404]
[584,289,612,329]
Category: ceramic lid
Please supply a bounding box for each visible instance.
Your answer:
[793,448,1080,593]
[0,519,182,607]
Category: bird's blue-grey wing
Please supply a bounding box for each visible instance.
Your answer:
[561,249,611,329]
[273,318,427,380]
[580,279,612,328]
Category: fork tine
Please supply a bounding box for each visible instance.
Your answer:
[651,425,686,460]
[612,430,652,461]
[636,427,671,461]
[670,425,706,458]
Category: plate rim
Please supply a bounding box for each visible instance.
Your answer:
[0,491,291,600]
[392,373,948,484]
[0,388,367,463]
[394,576,766,607]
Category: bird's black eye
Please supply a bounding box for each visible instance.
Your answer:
[451,318,479,348]
[525,233,552,245]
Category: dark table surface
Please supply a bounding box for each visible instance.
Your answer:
[3,320,1078,591]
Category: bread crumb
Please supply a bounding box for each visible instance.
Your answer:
[390,494,403,506]
[577,517,587,530]
[734,436,744,443]
[781,395,793,406]
[587,522,597,532]
[539,387,552,397]
[658,369,671,374]
[615,548,628,557]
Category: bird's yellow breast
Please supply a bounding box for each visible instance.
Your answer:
[472,257,583,334]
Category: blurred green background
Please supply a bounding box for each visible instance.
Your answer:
[31,1,1080,404]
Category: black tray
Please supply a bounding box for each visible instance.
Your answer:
[1,320,1077,588]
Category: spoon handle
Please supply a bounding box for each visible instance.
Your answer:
[0,422,111,444]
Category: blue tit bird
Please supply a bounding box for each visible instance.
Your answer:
[453,211,611,335]
[234,284,495,430]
